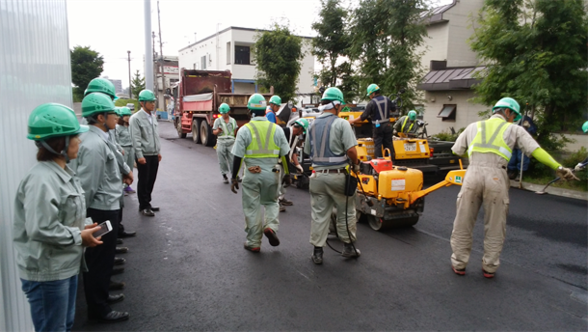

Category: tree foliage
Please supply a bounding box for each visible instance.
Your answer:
[312,0,358,101]
[70,45,104,99]
[254,24,304,103]
[131,70,146,100]
[349,0,428,111]
[471,0,588,150]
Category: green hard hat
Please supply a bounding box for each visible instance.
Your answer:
[408,110,417,121]
[138,89,157,102]
[118,106,132,116]
[321,87,345,104]
[493,97,521,122]
[85,78,118,100]
[366,83,380,96]
[82,92,116,117]
[269,95,282,105]
[294,118,310,133]
[219,103,230,114]
[582,121,588,133]
[27,103,89,140]
[114,107,121,116]
[247,94,267,111]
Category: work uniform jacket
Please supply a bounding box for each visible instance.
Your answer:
[394,116,418,134]
[304,113,357,170]
[360,95,395,126]
[452,114,540,167]
[129,109,161,159]
[70,126,123,210]
[13,161,89,282]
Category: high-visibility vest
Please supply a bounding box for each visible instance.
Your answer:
[468,117,513,161]
[308,114,348,166]
[401,116,414,133]
[244,120,280,158]
[218,118,236,139]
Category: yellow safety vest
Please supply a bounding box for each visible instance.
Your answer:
[468,117,513,161]
[244,120,280,158]
[401,116,414,133]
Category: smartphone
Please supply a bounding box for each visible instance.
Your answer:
[93,220,112,238]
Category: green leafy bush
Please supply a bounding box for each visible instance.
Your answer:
[430,128,465,142]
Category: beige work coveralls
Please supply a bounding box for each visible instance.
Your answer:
[450,115,539,273]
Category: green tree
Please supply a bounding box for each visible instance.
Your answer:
[470,0,588,150]
[254,24,303,103]
[70,45,104,100]
[349,0,428,111]
[311,0,358,101]
[131,70,146,100]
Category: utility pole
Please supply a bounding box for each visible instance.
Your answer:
[144,0,153,92]
[152,31,158,102]
[127,50,132,99]
[157,0,166,111]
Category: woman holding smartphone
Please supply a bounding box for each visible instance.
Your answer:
[13,103,103,332]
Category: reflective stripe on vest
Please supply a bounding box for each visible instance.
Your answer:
[401,116,414,133]
[468,117,513,160]
[309,114,348,165]
[373,97,389,125]
[244,120,280,158]
[219,118,235,138]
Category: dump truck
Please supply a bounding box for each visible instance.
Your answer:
[174,69,274,146]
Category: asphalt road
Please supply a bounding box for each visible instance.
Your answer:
[74,121,587,331]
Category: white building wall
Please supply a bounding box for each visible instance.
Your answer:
[418,22,449,70]
[444,0,483,67]
[0,1,72,330]
[422,90,486,135]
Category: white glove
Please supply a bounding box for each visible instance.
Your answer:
[556,166,579,181]
[295,164,304,173]
[575,163,585,171]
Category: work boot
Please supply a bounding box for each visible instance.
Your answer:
[223,174,229,184]
[114,257,126,266]
[452,266,466,276]
[263,228,280,247]
[482,269,495,279]
[279,198,293,206]
[115,247,129,254]
[279,204,286,213]
[243,243,260,253]
[109,280,125,290]
[341,243,361,258]
[140,208,155,217]
[311,247,323,265]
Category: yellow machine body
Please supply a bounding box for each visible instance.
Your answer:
[392,138,430,160]
[377,168,424,199]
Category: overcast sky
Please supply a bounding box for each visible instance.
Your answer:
[67,0,453,89]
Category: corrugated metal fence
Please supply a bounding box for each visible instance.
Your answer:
[0,1,72,330]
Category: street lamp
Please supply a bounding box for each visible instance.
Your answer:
[127,50,132,99]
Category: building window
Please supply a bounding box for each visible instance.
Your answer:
[201,55,207,70]
[438,104,456,122]
[235,45,250,65]
[226,42,231,65]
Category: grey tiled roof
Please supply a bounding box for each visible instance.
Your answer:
[418,66,485,91]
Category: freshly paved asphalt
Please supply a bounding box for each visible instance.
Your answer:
[73,121,587,331]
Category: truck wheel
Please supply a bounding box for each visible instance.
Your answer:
[192,119,201,144]
[176,118,186,138]
[200,120,216,147]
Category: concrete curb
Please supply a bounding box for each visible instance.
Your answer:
[510,180,588,201]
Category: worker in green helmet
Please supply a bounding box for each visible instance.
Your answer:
[574,121,588,171]
[277,117,309,212]
[304,87,361,264]
[213,103,238,184]
[266,95,281,124]
[70,92,132,322]
[13,103,102,332]
[230,93,290,252]
[115,107,136,194]
[85,77,119,100]
[394,110,419,136]
[450,97,578,279]
[348,83,395,158]
[129,89,162,217]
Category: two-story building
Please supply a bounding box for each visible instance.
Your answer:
[178,26,315,105]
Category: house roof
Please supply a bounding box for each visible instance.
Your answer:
[420,0,456,25]
[179,26,313,52]
[418,66,484,91]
